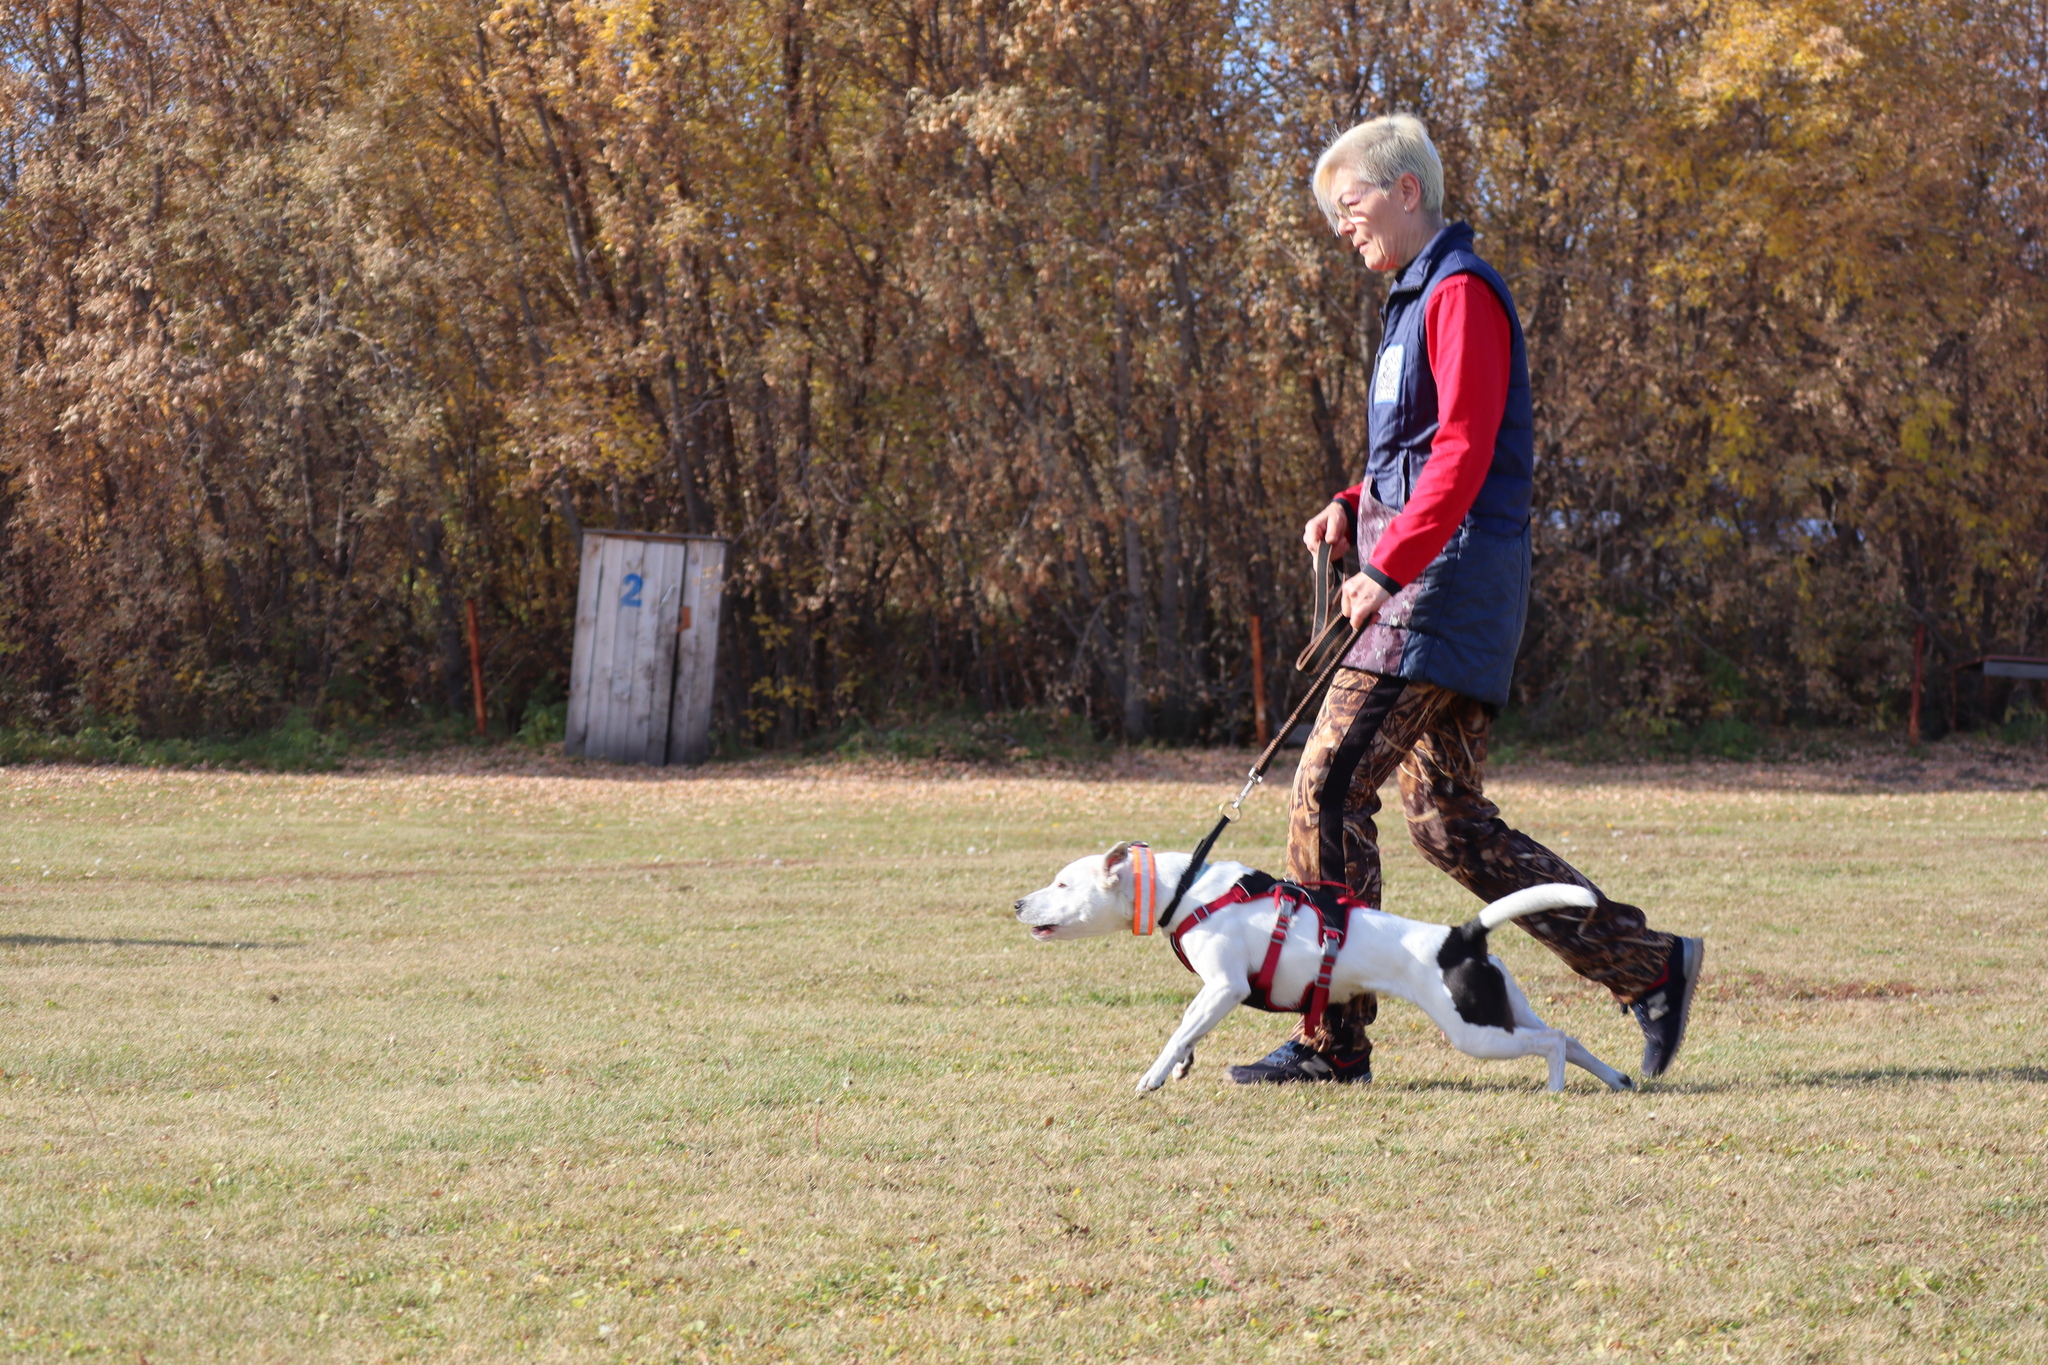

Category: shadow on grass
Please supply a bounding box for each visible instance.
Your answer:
[1771,1064,2048,1087]
[1632,1065,2048,1095]
[1376,1077,1631,1095]
[1378,1064,2048,1096]
[0,933,305,951]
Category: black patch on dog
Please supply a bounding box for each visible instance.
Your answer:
[1232,871,1282,900]
[1233,874,1350,933]
[1436,918,1515,1031]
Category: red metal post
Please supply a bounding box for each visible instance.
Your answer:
[1250,614,1269,748]
[465,598,488,737]
[1907,623,1925,745]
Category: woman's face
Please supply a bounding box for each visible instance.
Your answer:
[1328,166,1416,273]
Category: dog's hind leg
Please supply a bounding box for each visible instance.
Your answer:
[1432,1017,1565,1091]
[1540,1031,1564,1096]
[1138,982,1247,1094]
[1562,1034,1634,1091]
[1500,967,1633,1091]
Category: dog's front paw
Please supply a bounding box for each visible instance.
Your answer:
[1171,1049,1196,1081]
[1135,1067,1171,1094]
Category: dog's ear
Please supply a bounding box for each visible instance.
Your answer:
[1098,840,1132,889]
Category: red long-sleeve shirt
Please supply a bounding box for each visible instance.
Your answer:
[1333,273,1512,589]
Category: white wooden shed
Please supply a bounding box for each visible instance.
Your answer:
[564,530,728,765]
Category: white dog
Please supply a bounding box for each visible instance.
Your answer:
[1013,841,1634,1095]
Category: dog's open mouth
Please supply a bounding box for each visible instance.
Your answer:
[1028,924,1059,940]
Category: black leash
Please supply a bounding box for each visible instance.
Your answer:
[1157,542,1366,930]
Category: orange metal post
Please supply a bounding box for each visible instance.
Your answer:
[1250,614,1269,748]
[1908,623,1925,746]
[465,598,488,737]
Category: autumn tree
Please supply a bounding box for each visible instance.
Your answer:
[2,0,2042,744]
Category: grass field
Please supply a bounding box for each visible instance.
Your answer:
[3,746,2046,1362]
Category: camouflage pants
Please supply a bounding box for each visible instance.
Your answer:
[1284,671,1678,1053]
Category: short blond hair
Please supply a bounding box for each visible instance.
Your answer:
[1311,114,1445,229]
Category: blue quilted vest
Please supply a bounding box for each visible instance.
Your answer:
[1344,222,1534,708]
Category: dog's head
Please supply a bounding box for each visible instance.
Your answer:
[1012,841,1139,941]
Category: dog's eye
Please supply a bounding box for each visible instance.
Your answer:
[1055,881,1066,889]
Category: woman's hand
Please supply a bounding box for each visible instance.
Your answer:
[1302,501,1351,558]
[1342,571,1391,629]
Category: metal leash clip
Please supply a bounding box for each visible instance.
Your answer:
[1223,768,1263,820]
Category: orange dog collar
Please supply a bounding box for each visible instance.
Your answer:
[1130,841,1160,936]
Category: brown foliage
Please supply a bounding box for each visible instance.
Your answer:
[2,0,2043,742]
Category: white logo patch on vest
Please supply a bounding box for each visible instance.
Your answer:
[1372,343,1405,404]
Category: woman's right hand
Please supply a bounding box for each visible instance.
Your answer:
[1302,501,1351,558]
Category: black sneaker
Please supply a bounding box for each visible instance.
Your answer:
[1226,1039,1372,1085]
[1631,936,1704,1079]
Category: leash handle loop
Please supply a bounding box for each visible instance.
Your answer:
[1296,541,1349,675]
[1311,540,1331,641]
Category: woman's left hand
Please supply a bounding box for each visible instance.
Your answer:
[1342,571,1391,629]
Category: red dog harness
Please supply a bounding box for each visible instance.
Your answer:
[1127,843,1359,1039]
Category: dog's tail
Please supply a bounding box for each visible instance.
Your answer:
[1474,883,1598,932]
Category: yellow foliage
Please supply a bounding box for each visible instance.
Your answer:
[0,0,2041,740]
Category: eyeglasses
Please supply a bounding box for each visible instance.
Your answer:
[1332,183,1390,229]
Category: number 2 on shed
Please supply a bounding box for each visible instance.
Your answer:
[619,573,644,608]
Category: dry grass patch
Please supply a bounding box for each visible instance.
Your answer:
[2,754,2045,1362]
